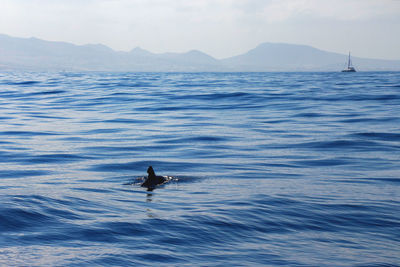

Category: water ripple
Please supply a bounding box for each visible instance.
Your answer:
[0,71,399,266]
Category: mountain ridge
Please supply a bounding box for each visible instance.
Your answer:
[1,34,399,71]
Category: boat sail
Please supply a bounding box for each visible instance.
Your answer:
[342,52,356,72]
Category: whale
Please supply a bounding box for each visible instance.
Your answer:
[141,166,167,190]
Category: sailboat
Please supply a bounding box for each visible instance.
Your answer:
[342,52,356,72]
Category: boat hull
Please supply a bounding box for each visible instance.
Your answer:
[342,69,356,72]
[342,67,356,72]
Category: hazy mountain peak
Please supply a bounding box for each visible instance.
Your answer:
[129,47,153,56]
[156,49,217,64]
[251,42,322,54]
[185,49,217,59]
[82,43,114,52]
[185,49,207,55]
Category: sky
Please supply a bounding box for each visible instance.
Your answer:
[0,0,399,60]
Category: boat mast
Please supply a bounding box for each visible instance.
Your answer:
[342,51,356,72]
[348,52,352,68]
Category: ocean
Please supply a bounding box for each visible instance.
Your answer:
[0,71,399,266]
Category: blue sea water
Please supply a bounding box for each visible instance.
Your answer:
[0,71,399,266]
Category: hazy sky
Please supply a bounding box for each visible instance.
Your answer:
[1,0,399,59]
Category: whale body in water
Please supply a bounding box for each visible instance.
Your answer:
[141,166,167,190]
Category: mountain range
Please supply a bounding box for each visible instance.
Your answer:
[1,34,399,71]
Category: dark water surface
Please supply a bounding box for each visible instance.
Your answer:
[0,71,399,266]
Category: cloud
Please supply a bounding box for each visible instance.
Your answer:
[230,0,400,22]
[2,0,398,31]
